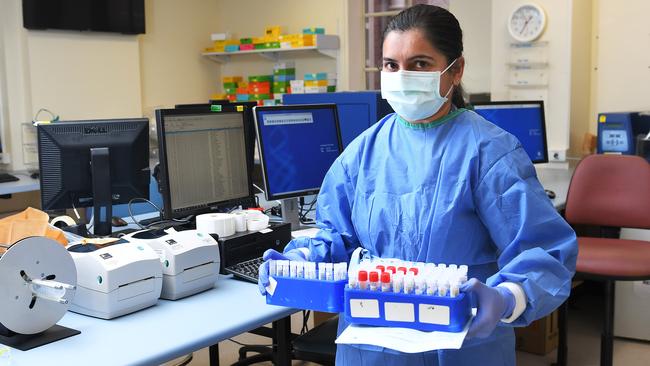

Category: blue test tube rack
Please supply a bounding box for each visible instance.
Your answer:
[266,276,347,313]
[343,286,472,332]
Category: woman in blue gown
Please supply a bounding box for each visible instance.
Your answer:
[259,4,577,365]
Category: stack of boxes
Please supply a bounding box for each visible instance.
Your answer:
[222,76,243,102]
[272,62,296,103]
[205,26,329,53]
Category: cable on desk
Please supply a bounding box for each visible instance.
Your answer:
[127,197,163,229]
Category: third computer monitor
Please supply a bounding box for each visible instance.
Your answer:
[472,100,549,164]
[253,104,343,201]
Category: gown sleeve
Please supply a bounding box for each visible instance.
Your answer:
[474,146,578,326]
[283,159,361,263]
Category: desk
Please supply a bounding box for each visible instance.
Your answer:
[0,172,39,195]
[536,165,574,210]
[7,276,295,366]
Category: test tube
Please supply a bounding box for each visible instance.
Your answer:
[437,263,447,270]
[348,270,358,289]
[386,265,396,274]
[414,276,425,295]
[392,272,403,293]
[296,262,304,278]
[409,267,419,276]
[280,260,289,277]
[318,263,326,280]
[449,264,458,272]
[269,260,277,277]
[369,271,379,291]
[325,263,334,281]
[459,264,468,275]
[426,277,436,296]
[376,265,385,273]
[438,281,449,297]
[403,273,415,294]
[289,261,298,278]
[380,271,392,292]
[397,266,408,275]
[450,281,460,298]
[358,270,368,290]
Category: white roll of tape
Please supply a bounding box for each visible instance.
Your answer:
[232,212,247,232]
[246,215,270,232]
[50,215,77,227]
[196,213,236,237]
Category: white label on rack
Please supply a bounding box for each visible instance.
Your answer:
[419,304,450,325]
[384,302,415,322]
[349,299,380,318]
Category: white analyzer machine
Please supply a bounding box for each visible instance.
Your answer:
[67,240,163,319]
[123,228,220,300]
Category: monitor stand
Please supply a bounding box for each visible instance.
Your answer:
[90,147,112,236]
[280,198,303,231]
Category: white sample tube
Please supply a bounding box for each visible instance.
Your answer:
[414,276,425,295]
[450,281,460,298]
[289,261,298,278]
[438,282,449,297]
[325,263,334,281]
[269,260,277,277]
[404,273,415,294]
[318,263,326,280]
[348,271,358,289]
[426,278,436,295]
[296,262,304,278]
[392,272,404,293]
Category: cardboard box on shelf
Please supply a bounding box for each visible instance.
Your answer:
[514,309,558,355]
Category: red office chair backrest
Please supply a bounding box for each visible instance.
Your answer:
[565,154,650,228]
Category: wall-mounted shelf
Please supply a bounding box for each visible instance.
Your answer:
[202,34,339,64]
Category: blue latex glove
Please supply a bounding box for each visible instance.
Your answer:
[460,278,516,339]
[257,248,307,295]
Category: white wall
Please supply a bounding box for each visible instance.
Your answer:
[592,0,650,124]
[450,0,492,94]
[491,0,574,154]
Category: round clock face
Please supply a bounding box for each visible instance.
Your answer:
[508,3,546,42]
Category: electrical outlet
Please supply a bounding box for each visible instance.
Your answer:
[549,149,566,162]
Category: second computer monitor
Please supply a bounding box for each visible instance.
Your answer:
[156,106,255,219]
[253,104,343,201]
[472,100,549,164]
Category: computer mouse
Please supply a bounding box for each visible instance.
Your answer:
[544,189,556,200]
[111,216,128,227]
[30,171,40,179]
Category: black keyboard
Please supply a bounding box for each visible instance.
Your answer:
[0,173,19,183]
[225,257,264,283]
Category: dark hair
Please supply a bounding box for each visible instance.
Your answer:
[383,4,466,108]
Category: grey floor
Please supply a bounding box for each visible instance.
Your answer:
[167,284,650,366]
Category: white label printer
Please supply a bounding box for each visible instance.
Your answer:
[123,228,220,300]
[67,240,163,319]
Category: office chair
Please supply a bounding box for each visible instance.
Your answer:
[558,154,650,366]
[234,315,338,366]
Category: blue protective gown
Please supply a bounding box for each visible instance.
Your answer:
[285,108,578,366]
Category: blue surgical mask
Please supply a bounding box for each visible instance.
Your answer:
[381,58,457,122]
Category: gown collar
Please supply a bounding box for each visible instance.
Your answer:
[397,106,467,130]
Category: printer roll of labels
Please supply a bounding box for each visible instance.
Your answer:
[243,211,269,231]
[232,212,247,232]
[196,213,236,237]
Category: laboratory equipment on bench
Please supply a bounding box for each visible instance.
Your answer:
[0,237,78,350]
[123,228,220,300]
[67,239,162,319]
[597,112,650,161]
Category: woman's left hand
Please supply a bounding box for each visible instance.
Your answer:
[460,278,515,338]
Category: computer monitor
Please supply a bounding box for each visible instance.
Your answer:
[253,104,343,229]
[472,100,549,164]
[156,106,255,220]
[37,118,150,236]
